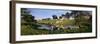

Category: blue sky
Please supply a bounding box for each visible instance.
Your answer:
[27,8,72,20]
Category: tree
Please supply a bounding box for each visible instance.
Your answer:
[21,8,30,16]
[32,16,37,22]
[21,8,34,22]
[74,11,92,32]
[65,12,70,18]
[71,11,78,14]
[61,14,65,17]
[52,15,58,19]
[59,16,62,19]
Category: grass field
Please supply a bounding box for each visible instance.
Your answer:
[21,18,92,35]
[38,19,75,28]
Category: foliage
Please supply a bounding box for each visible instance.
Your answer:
[52,15,58,19]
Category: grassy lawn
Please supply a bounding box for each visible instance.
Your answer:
[38,19,75,28]
[21,19,92,35]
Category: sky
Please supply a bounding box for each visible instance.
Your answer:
[27,8,72,20]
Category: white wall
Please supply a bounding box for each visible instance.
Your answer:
[0,0,99,44]
[16,0,97,5]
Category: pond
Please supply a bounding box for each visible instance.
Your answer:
[38,24,52,30]
[37,24,79,30]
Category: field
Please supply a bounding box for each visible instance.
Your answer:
[21,18,92,35]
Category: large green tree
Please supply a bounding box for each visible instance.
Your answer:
[21,8,35,22]
[73,11,92,32]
